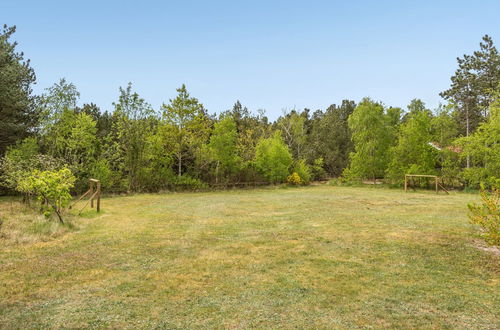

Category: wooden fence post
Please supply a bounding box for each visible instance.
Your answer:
[90,180,94,208]
[96,180,101,212]
[404,175,407,192]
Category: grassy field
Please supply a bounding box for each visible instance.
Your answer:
[0,186,498,329]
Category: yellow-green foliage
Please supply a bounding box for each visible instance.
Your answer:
[293,159,311,184]
[287,172,302,185]
[254,131,293,183]
[17,168,75,221]
[457,94,500,189]
[468,188,500,245]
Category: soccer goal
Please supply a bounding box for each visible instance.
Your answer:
[404,174,449,194]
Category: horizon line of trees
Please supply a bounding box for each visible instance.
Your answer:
[1,24,499,195]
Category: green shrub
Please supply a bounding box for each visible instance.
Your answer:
[17,168,76,223]
[91,158,113,190]
[439,149,462,188]
[461,168,500,190]
[0,138,63,192]
[468,187,500,246]
[171,175,208,191]
[328,178,345,186]
[287,172,302,185]
[293,159,311,184]
[311,157,327,181]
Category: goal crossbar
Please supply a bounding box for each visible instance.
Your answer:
[404,174,449,194]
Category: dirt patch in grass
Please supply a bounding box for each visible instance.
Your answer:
[472,239,500,257]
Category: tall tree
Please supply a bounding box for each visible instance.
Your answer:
[76,103,113,140]
[344,98,394,182]
[161,84,210,177]
[309,100,356,176]
[0,25,38,155]
[228,100,251,128]
[209,115,241,183]
[112,83,156,191]
[440,35,500,137]
[431,104,459,147]
[387,101,437,182]
[254,131,292,183]
[45,109,97,191]
[221,101,271,182]
[277,109,308,160]
[456,87,500,188]
[233,105,271,162]
[40,78,80,128]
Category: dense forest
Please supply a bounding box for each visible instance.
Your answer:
[1,25,499,196]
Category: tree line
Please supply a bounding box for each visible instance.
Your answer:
[1,24,499,195]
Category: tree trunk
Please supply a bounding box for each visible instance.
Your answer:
[178,153,182,177]
[52,204,64,224]
[215,161,219,184]
[41,193,64,224]
[465,99,470,168]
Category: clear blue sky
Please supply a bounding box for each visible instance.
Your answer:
[2,0,499,119]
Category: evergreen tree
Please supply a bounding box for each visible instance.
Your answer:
[440,35,500,137]
[0,25,38,155]
[308,100,356,176]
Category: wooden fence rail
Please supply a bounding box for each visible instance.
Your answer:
[69,179,101,214]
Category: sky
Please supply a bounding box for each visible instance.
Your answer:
[2,0,499,119]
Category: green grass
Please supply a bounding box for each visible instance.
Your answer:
[0,186,498,329]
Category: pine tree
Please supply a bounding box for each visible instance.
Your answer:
[0,25,38,155]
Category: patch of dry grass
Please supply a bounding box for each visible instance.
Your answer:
[0,198,78,245]
[0,186,498,328]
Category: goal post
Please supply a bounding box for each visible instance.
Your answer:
[404,174,447,194]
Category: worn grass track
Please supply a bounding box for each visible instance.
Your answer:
[0,186,498,329]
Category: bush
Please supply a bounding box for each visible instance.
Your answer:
[439,149,462,188]
[287,172,302,185]
[17,168,76,223]
[1,154,64,193]
[461,168,500,190]
[328,177,346,186]
[468,187,500,246]
[293,159,311,184]
[1,138,39,190]
[171,175,208,191]
[91,158,113,190]
[311,157,327,181]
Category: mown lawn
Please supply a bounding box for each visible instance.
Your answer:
[0,186,498,329]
